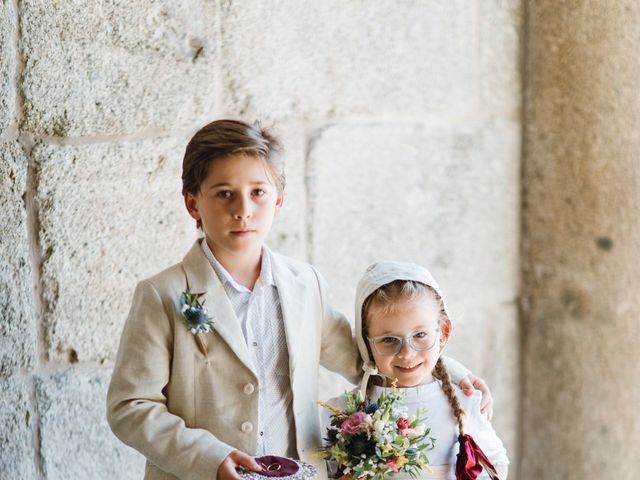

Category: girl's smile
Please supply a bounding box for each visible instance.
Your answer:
[394,363,424,373]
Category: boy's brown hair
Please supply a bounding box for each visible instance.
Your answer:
[182,119,285,228]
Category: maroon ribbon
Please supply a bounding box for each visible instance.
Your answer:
[253,456,299,478]
[455,434,499,480]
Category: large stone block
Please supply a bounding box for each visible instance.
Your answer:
[0,1,17,136]
[34,137,198,364]
[0,142,36,375]
[35,368,144,480]
[0,376,35,478]
[220,1,478,121]
[479,0,523,116]
[308,122,520,458]
[20,0,217,137]
[308,122,520,314]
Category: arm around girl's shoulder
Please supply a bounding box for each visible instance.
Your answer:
[457,387,509,477]
[107,277,235,480]
[310,266,362,384]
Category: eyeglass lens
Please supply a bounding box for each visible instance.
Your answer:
[370,331,438,355]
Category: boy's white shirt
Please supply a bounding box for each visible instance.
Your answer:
[106,240,470,480]
[200,239,296,457]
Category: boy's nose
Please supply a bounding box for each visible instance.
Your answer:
[233,197,252,219]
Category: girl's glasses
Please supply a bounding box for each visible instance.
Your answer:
[367,329,440,356]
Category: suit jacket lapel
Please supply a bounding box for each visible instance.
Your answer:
[271,253,307,376]
[181,240,257,377]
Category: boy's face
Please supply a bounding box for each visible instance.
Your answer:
[366,296,448,388]
[184,154,283,261]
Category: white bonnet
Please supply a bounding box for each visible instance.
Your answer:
[354,261,451,398]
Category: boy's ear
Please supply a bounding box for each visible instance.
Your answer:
[184,193,201,220]
[274,193,284,214]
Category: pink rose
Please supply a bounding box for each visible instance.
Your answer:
[386,458,400,473]
[340,412,368,434]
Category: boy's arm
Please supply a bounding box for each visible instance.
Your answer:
[107,280,235,480]
[442,356,494,419]
[311,268,362,384]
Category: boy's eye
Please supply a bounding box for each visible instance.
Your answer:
[413,331,427,339]
[253,188,266,197]
[216,191,232,199]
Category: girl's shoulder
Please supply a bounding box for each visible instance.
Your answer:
[401,381,484,418]
[449,383,484,416]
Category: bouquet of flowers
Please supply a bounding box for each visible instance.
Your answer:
[317,387,435,480]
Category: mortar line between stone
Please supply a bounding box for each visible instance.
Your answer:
[11,1,46,477]
[28,375,45,480]
[516,0,531,477]
[303,124,331,266]
[23,134,47,480]
[26,125,200,146]
[11,0,24,130]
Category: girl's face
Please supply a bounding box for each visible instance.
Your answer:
[366,295,448,388]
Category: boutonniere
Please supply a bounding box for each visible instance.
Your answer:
[180,290,214,357]
[180,290,214,334]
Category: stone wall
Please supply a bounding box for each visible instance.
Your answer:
[1,1,522,478]
[521,2,640,479]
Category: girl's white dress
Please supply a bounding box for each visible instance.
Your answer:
[322,381,509,480]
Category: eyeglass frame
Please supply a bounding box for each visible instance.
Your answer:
[367,328,441,356]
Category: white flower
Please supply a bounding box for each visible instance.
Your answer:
[181,304,189,313]
[412,425,426,436]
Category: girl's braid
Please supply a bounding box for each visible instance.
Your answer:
[434,358,465,435]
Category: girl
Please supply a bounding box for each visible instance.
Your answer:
[107,120,493,480]
[324,261,509,479]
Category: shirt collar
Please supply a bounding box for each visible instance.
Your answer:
[200,238,275,292]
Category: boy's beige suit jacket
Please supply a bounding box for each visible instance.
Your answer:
[107,240,361,480]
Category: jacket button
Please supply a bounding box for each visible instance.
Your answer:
[241,422,253,433]
[243,383,255,395]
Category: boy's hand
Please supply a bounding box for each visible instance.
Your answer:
[459,374,493,420]
[217,451,262,480]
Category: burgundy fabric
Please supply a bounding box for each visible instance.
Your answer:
[455,434,500,480]
[254,456,300,477]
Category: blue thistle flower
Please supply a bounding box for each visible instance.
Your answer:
[179,290,214,334]
[347,434,376,458]
[364,401,379,414]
